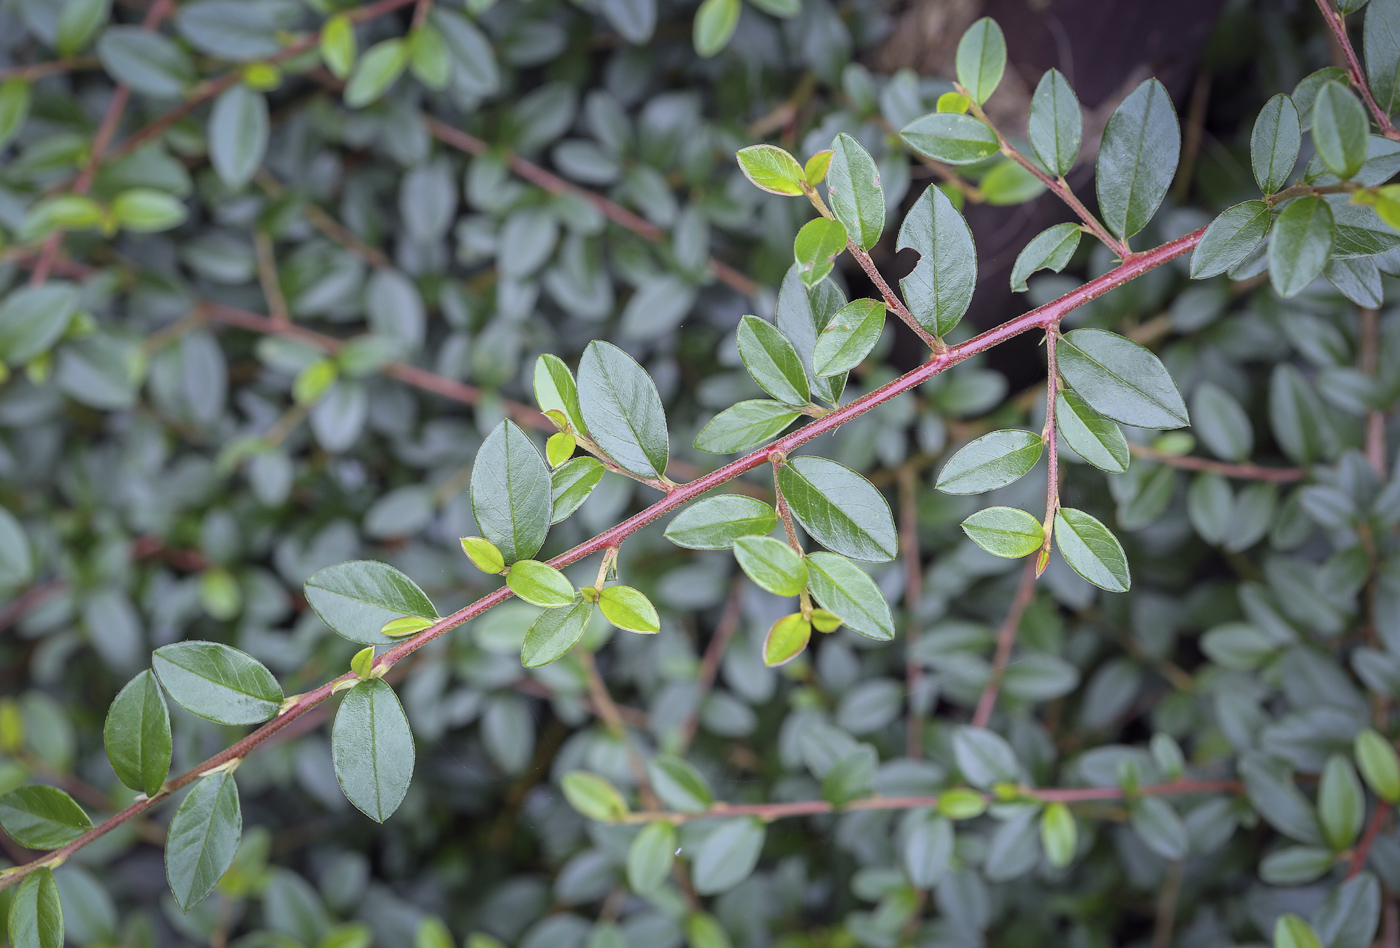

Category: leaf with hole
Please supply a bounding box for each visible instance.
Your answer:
[897,184,977,336]
[1010,223,1080,292]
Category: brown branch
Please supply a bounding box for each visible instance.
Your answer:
[0,57,99,82]
[678,577,745,753]
[577,649,659,809]
[971,558,1039,729]
[1128,444,1307,482]
[1349,800,1391,877]
[1152,860,1187,948]
[253,231,291,326]
[254,169,393,269]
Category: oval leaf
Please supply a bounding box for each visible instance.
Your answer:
[936,430,1044,494]
[777,456,897,562]
[472,420,553,565]
[665,496,779,550]
[332,679,415,822]
[805,552,895,641]
[1053,507,1130,592]
[1056,328,1189,429]
[304,560,440,646]
[577,341,670,479]
[1096,79,1180,239]
[166,772,241,911]
[104,670,172,798]
[151,641,283,725]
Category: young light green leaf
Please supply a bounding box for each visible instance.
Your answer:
[522,599,594,667]
[111,189,187,233]
[794,217,847,287]
[960,507,1044,558]
[332,678,414,823]
[104,670,172,798]
[151,641,283,725]
[0,785,91,849]
[534,354,588,436]
[408,23,451,89]
[763,613,812,666]
[1056,328,1189,429]
[648,755,714,811]
[980,158,1047,205]
[577,340,669,479]
[1189,201,1272,279]
[692,818,766,894]
[897,184,977,336]
[805,552,894,641]
[936,429,1043,494]
[665,496,779,550]
[805,149,832,184]
[552,457,604,524]
[693,0,739,57]
[461,537,506,574]
[826,133,884,250]
[344,38,407,108]
[1028,69,1081,176]
[694,400,802,454]
[1276,914,1324,948]
[1252,94,1301,193]
[561,771,629,821]
[1010,222,1080,292]
[1312,82,1369,180]
[166,772,241,911]
[600,585,660,633]
[56,0,110,55]
[208,84,268,191]
[1268,196,1334,298]
[1054,508,1130,592]
[1056,390,1129,473]
[506,560,576,608]
[1040,802,1077,868]
[956,18,1006,106]
[1318,754,1365,851]
[1097,79,1180,239]
[0,78,30,150]
[737,315,810,407]
[350,646,376,679]
[1356,729,1400,803]
[900,113,1000,165]
[8,867,62,948]
[812,299,885,376]
[304,560,440,645]
[733,536,808,597]
[627,821,677,894]
[938,788,988,820]
[777,456,897,561]
[320,13,356,79]
[471,420,552,564]
[736,144,806,196]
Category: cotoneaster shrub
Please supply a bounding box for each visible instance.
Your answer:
[3,1,1400,948]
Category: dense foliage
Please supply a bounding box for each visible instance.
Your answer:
[5,0,1400,947]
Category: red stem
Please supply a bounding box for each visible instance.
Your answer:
[1128,444,1306,482]
[971,558,1039,729]
[1349,800,1391,877]
[1315,0,1400,141]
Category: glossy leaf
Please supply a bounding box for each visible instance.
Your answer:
[1056,328,1189,429]
[955,18,1006,106]
[1096,79,1180,239]
[1190,200,1272,279]
[166,772,242,911]
[522,599,594,667]
[506,560,577,608]
[665,496,779,549]
[1028,69,1081,176]
[936,430,1043,494]
[600,585,660,633]
[794,217,847,287]
[776,266,847,404]
[0,785,91,849]
[577,341,670,479]
[693,0,739,57]
[552,457,604,524]
[1312,82,1369,180]
[737,315,811,407]
[1367,0,1400,115]
[897,184,977,336]
[805,552,894,641]
[733,536,807,596]
[777,456,897,562]
[7,868,63,948]
[534,354,588,436]
[900,112,1000,165]
[471,420,553,564]
[736,144,805,196]
[1010,222,1080,292]
[1252,93,1301,193]
[151,641,283,725]
[960,507,1044,559]
[304,560,440,646]
[695,400,802,453]
[1268,196,1335,298]
[763,613,812,666]
[826,134,884,250]
[812,299,885,376]
[1056,390,1129,473]
[104,670,172,797]
[332,679,415,823]
[1054,508,1129,592]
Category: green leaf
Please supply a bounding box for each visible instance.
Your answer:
[1056,391,1129,473]
[166,772,241,911]
[936,430,1043,494]
[1040,802,1077,869]
[960,507,1044,559]
[691,818,765,894]
[304,560,440,646]
[1261,846,1335,885]
[97,27,196,97]
[1191,382,1253,462]
[55,0,109,55]
[561,771,629,821]
[0,785,91,849]
[826,133,884,251]
[1314,874,1380,948]
[665,496,779,550]
[1252,94,1302,193]
[1367,0,1400,115]
[1096,79,1179,239]
[952,726,1019,788]
[694,400,802,453]
[733,537,807,597]
[0,284,80,368]
[794,217,847,287]
[408,23,451,90]
[551,457,604,524]
[955,18,1006,106]
[577,341,669,479]
[763,613,812,666]
[897,184,977,336]
[1355,728,1400,803]
[1318,754,1365,851]
[1010,222,1080,292]
[776,267,847,404]
[1053,508,1130,592]
[648,755,713,811]
[1129,797,1188,860]
[627,821,677,894]
[812,299,885,376]
[1056,328,1189,429]
[471,420,553,564]
[331,678,415,823]
[416,918,454,948]
[506,560,576,608]
[736,144,806,196]
[521,600,594,667]
[320,13,356,79]
[693,0,739,57]
[1189,200,1272,279]
[104,670,171,798]
[7,867,63,948]
[1276,915,1323,948]
[111,188,187,233]
[1028,69,1081,176]
[902,810,954,887]
[980,159,1047,205]
[0,78,32,150]
[939,788,988,820]
[805,150,833,184]
[1241,755,1325,845]
[151,641,283,726]
[0,507,32,587]
[1312,82,1370,180]
[350,647,375,679]
[805,552,894,641]
[600,585,660,633]
[900,113,1000,165]
[1268,196,1335,298]
[737,315,811,407]
[777,456,897,562]
[344,38,408,108]
[208,85,268,191]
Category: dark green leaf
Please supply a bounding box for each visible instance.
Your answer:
[902,810,954,887]
[431,8,498,96]
[805,552,895,640]
[733,536,807,597]
[897,184,977,336]
[1056,390,1129,473]
[812,299,885,376]
[1240,755,1324,845]
[794,217,847,287]
[695,400,802,454]
[1190,201,1272,279]
[1269,196,1335,298]
[777,456,897,561]
[1028,69,1081,176]
[176,1,283,59]
[304,561,440,646]
[776,267,847,404]
[1096,79,1179,239]
[97,27,196,98]
[208,85,268,191]
[1366,0,1400,116]
[1129,797,1188,860]
[551,457,604,523]
[104,670,171,797]
[577,341,669,479]
[166,772,241,911]
[961,507,1044,558]
[1312,82,1369,180]
[1252,94,1301,193]
[952,726,1019,787]
[627,821,676,894]
[0,283,81,367]
[522,599,594,667]
[692,818,765,894]
[332,679,415,822]
[0,785,91,849]
[0,505,34,588]
[826,134,884,251]
[7,867,63,948]
[1057,329,1189,429]
[1010,223,1080,292]
[665,496,779,549]
[1261,846,1335,885]
[737,315,811,407]
[1054,508,1130,592]
[900,113,1000,165]
[955,18,1006,106]
[471,420,553,564]
[1314,873,1382,948]
[1191,382,1253,462]
[151,641,283,725]
[936,430,1043,494]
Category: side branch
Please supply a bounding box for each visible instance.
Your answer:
[1315,0,1400,141]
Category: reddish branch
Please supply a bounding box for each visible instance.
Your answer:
[1349,800,1391,877]
[679,578,746,752]
[1315,0,1400,141]
[971,559,1040,729]
[1128,444,1307,482]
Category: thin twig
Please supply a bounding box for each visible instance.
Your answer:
[253,231,290,326]
[0,57,99,82]
[1315,0,1400,141]
[577,649,659,809]
[1349,801,1391,877]
[254,169,393,269]
[971,559,1039,729]
[1152,860,1186,948]
[1128,444,1307,482]
[679,578,745,753]
[1037,325,1061,575]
